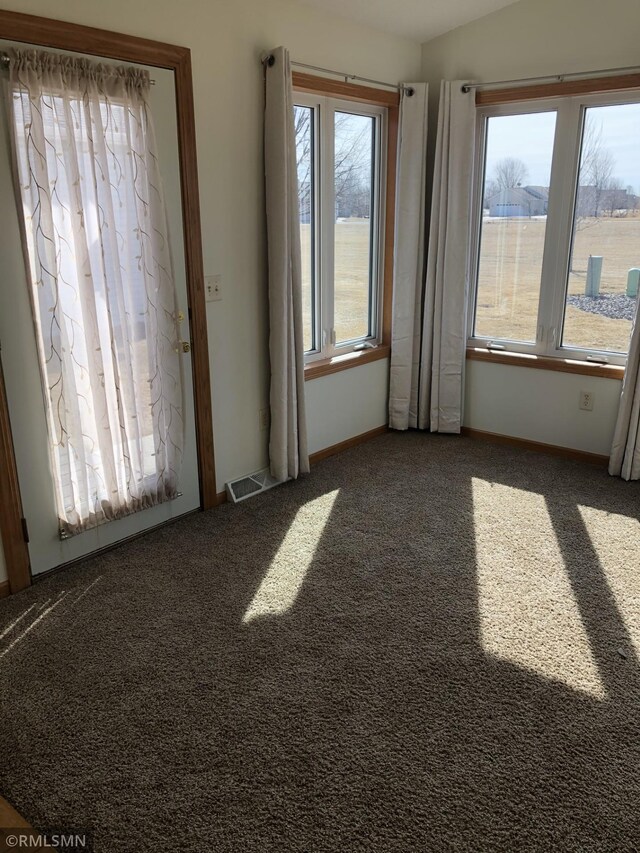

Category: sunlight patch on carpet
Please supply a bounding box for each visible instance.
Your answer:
[0,592,69,660]
[472,478,605,699]
[0,577,102,661]
[242,489,340,623]
[578,505,640,658]
[0,603,39,641]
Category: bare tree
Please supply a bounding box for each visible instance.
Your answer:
[578,118,615,218]
[605,178,627,217]
[334,114,372,218]
[589,149,615,217]
[570,118,617,276]
[483,178,499,209]
[294,106,313,221]
[294,107,372,221]
[493,157,529,188]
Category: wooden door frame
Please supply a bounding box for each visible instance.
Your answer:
[0,9,217,595]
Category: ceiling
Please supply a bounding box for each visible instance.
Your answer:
[298,0,521,43]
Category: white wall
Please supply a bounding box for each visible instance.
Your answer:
[306,358,389,455]
[421,0,640,86]
[421,0,639,454]
[465,361,622,456]
[0,0,421,584]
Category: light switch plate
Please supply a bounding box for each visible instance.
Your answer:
[205,274,222,302]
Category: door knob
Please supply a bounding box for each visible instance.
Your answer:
[181,341,191,353]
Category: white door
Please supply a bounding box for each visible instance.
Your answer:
[0,46,201,576]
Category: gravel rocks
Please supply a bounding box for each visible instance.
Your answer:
[566,293,639,322]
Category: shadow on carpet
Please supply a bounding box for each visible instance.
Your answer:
[1,433,639,852]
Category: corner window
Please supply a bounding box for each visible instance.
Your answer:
[470,90,640,364]
[294,93,386,360]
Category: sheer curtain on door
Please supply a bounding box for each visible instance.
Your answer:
[4,48,183,536]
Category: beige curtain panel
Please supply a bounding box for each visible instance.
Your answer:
[418,80,476,432]
[5,49,183,536]
[609,299,640,480]
[388,82,429,431]
[264,46,309,481]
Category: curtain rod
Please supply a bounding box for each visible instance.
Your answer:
[461,63,640,93]
[0,52,156,84]
[262,53,414,96]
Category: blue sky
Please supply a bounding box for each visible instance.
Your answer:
[484,103,640,191]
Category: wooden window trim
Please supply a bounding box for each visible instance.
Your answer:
[0,9,217,594]
[292,71,399,108]
[305,344,390,381]
[476,72,640,106]
[0,358,30,593]
[466,346,625,380]
[293,72,399,378]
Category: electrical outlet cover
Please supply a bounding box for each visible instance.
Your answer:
[579,391,594,411]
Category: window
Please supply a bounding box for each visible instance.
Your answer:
[294,89,388,363]
[470,85,640,365]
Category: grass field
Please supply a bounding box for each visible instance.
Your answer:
[301,216,640,354]
[476,215,639,352]
[300,220,371,351]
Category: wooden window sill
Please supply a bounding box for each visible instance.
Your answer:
[305,345,390,381]
[466,347,625,379]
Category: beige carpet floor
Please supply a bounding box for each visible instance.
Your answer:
[1,432,640,852]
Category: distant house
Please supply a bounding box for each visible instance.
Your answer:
[486,185,549,217]
[575,185,640,218]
